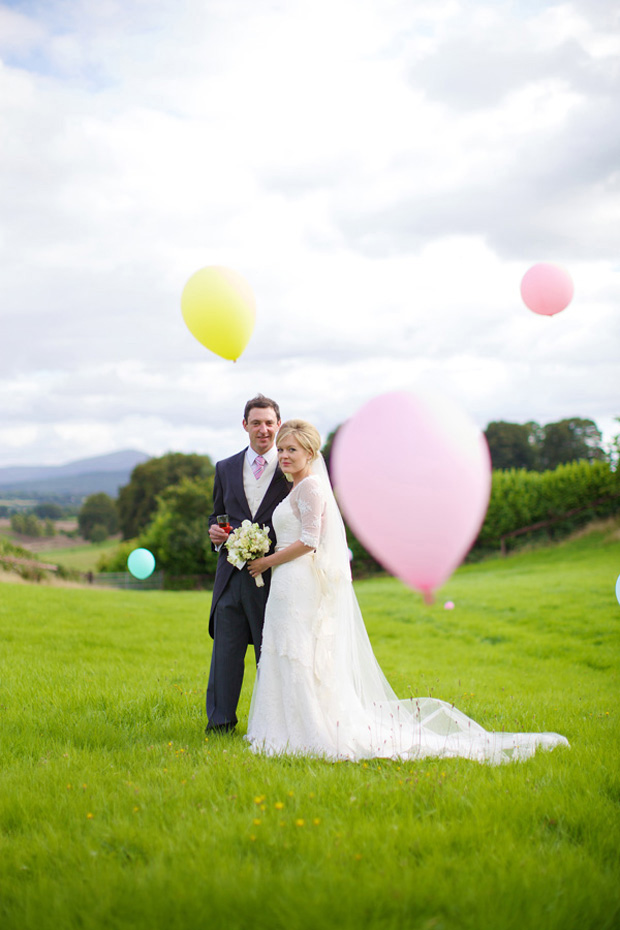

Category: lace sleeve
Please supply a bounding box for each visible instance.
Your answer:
[290,477,324,549]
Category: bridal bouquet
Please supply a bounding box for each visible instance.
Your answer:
[226,520,271,587]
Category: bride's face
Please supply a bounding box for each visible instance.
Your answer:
[277,436,311,477]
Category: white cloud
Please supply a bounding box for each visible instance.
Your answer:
[0,0,618,468]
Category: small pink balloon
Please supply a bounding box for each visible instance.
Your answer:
[520,262,574,316]
[444,601,455,610]
[332,391,492,603]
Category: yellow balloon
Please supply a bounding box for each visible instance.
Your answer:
[181,265,256,361]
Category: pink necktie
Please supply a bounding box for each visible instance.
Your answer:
[252,455,266,479]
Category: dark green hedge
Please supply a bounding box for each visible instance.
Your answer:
[475,460,619,552]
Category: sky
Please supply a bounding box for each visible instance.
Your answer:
[1,0,619,468]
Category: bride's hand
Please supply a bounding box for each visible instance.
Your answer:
[248,557,270,578]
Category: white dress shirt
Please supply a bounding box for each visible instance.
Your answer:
[244,445,278,518]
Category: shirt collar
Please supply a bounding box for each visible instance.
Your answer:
[246,445,277,466]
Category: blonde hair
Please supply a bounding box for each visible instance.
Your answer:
[276,419,321,461]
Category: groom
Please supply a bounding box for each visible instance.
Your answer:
[206,394,290,732]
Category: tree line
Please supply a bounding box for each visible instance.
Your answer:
[86,415,618,582]
[8,502,68,538]
[483,417,611,471]
[10,513,57,538]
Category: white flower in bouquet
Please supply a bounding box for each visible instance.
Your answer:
[226,520,271,586]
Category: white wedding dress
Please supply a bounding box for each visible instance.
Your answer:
[246,460,569,764]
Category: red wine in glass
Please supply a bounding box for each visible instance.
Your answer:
[217,514,232,534]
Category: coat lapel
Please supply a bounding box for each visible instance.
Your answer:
[254,466,290,524]
[229,450,252,519]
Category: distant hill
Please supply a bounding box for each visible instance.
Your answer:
[0,450,151,500]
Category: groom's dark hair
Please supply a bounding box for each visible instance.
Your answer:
[244,393,281,422]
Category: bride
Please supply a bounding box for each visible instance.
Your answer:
[246,420,569,763]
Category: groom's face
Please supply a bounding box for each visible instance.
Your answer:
[243,406,281,455]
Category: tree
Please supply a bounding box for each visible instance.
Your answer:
[539,418,606,471]
[89,524,109,543]
[34,503,64,519]
[10,513,26,534]
[23,514,42,537]
[140,476,218,575]
[484,421,540,470]
[608,417,620,469]
[117,452,215,540]
[78,493,118,542]
[321,427,339,475]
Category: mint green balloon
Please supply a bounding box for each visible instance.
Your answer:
[127,548,155,580]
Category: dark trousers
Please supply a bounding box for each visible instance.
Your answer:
[206,568,266,728]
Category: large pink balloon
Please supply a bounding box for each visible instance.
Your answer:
[520,263,574,316]
[332,391,492,603]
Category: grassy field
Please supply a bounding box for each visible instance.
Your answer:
[0,522,619,930]
[36,538,120,573]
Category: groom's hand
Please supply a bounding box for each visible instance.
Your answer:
[209,524,230,546]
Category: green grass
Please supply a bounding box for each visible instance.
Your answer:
[0,499,36,508]
[36,538,119,572]
[0,523,619,930]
